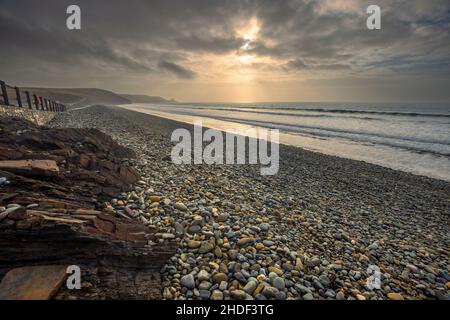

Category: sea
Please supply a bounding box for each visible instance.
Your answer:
[123,102,450,182]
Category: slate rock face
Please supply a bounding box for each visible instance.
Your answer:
[0,116,139,209]
[0,265,68,300]
[0,116,175,299]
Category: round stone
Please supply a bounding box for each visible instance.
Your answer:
[149,195,161,203]
[174,222,184,235]
[230,290,247,300]
[387,292,404,300]
[199,290,211,299]
[257,274,266,282]
[213,273,228,283]
[198,242,215,253]
[174,202,188,211]
[243,281,257,294]
[211,290,223,300]
[262,286,279,298]
[198,282,212,292]
[181,274,195,289]
[336,291,345,300]
[218,213,228,222]
[214,246,223,258]
[303,293,314,300]
[308,257,320,267]
[188,225,202,233]
[234,272,246,283]
[228,250,238,260]
[158,233,175,239]
[319,274,331,287]
[237,237,254,246]
[268,266,284,276]
[219,281,228,290]
[275,291,287,300]
[325,289,335,298]
[191,215,204,225]
[263,240,275,246]
[197,270,210,282]
[272,277,285,290]
[295,284,312,295]
[356,294,366,301]
[187,240,201,249]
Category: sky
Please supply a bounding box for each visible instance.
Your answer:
[1,0,450,102]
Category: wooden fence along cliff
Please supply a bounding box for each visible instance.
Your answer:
[0,80,66,112]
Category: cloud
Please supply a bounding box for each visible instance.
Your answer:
[0,0,449,100]
[175,35,245,53]
[285,59,351,71]
[248,0,450,77]
[158,60,196,79]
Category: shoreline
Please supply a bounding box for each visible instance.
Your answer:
[47,105,449,300]
[119,103,450,183]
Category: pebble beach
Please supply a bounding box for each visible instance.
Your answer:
[48,105,450,301]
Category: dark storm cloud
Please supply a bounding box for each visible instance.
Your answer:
[285,59,351,71]
[0,1,201,76]
[249,0,450,75]
[158,60,196,79]
[0,0,449,90]
[0,0,246,80]
[175,35,244,54]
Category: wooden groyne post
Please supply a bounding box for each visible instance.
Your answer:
[14,87,22,108]
[0,79,67,113]
[0,81,9,106]
[25,91,32,109]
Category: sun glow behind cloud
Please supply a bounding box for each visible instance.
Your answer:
[182,17,271,87]
[236,17,260,41]
[236,17,260,65]
[1,0,450,102]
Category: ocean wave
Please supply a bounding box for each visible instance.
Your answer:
[183,104,450,118]
[202,115,449,145]
[196,107,386,121]
[197,116,450,157]
[236,107,450,118]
